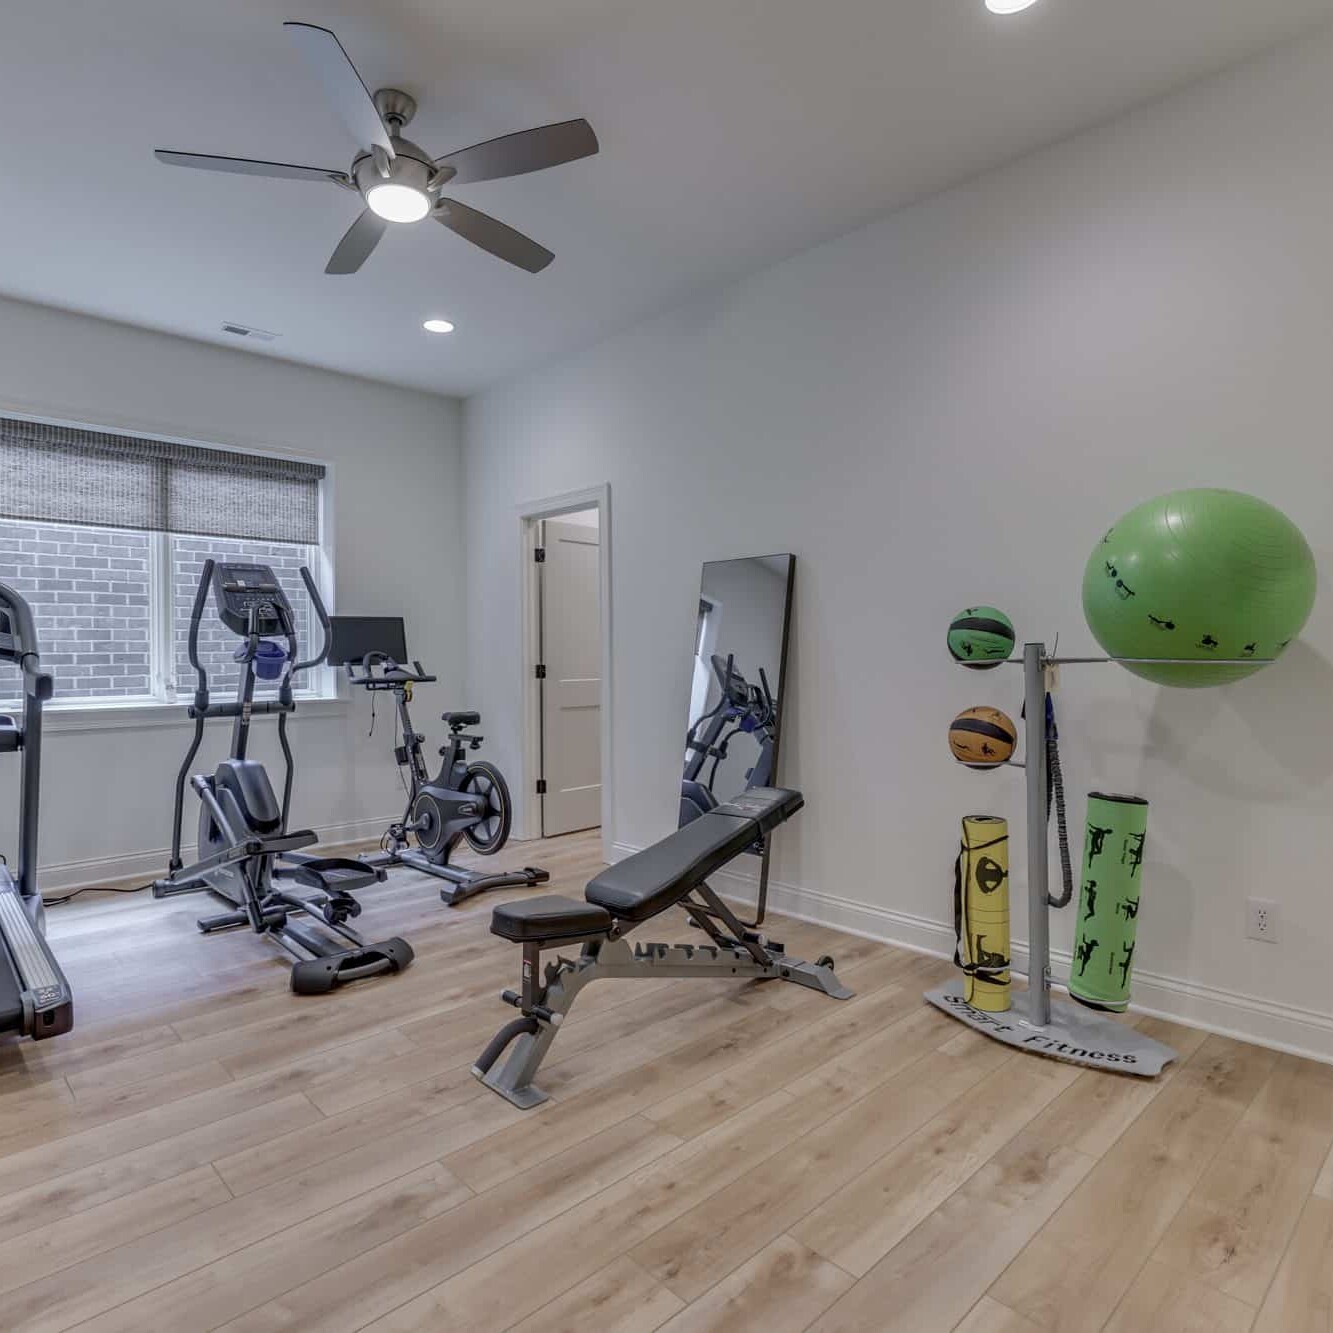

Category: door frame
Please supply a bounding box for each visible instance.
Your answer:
[515,483,612,860]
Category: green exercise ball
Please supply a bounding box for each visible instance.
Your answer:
[947,606,1015,669]
[1083,489,1316,686]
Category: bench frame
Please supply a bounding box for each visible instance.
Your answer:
[473,878,852,1109]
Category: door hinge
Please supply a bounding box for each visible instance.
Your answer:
[533,546,546,563]
[535,664,547,679]
[536,779,548,795]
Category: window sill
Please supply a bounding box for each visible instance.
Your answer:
[28,695,348,736]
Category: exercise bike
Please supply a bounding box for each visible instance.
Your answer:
[330,618,549,906]
[153,561,413,994]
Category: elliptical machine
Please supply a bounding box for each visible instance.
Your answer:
[679,653,777,826]
[331,618,548,906]
[153,561,413,994]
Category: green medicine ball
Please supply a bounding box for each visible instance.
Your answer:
[948,606,1015,670]
[1083,489,1316,687]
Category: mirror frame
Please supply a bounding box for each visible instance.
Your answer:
[681,552,796,925]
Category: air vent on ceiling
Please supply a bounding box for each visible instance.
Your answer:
[220,322,280,343]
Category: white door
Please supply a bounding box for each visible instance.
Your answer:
[539,518,602,835]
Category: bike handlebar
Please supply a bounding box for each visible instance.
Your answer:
[344,652,437,687]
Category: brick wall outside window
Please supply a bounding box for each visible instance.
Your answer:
[0,519,153,698]
[0,520,321,703]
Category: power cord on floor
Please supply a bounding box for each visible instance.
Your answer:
[43,881,154,907]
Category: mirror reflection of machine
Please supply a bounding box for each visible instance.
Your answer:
[678,554,795,924]
[680,654,777,824]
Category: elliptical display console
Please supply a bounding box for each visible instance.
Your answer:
[212,563,290,636]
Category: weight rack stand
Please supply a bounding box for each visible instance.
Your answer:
[926,641,1271,1076]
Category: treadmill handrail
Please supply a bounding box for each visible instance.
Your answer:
[0,581,53,702]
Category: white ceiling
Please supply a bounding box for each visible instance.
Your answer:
[3,0,1331,397]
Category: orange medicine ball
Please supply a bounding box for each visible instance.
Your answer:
[948,706,1017,770]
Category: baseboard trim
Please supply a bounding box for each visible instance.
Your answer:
[610,841,1333,1066]
[40,816,396,893]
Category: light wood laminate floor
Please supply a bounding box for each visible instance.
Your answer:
[1,830,1331,1331]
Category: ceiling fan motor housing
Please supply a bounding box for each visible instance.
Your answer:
[353,137,436,211]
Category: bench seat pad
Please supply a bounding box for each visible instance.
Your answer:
[586,787,804,923]
[490,894,613,943]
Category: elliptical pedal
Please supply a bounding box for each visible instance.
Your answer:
[289,936,414,995]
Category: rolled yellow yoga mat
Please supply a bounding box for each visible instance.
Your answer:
[953,815,1010,1011]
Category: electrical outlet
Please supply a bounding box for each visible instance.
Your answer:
[1247,897,1280,943]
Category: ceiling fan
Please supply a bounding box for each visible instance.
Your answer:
[155,21,599,275]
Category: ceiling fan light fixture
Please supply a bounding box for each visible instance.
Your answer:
[423,318,455,334]
[985,0,1040,12]
[365,182,431,223]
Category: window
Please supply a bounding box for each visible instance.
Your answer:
[0,414,328,709]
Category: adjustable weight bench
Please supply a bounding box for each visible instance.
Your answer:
[473,787,853,1108]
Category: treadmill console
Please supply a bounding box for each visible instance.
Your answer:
[211,562,292,638]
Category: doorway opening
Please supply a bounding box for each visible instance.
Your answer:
[517,485,611,858]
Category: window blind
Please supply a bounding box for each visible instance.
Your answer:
[0,416,325,544]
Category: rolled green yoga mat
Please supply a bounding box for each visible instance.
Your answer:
[1069,792,1149,1013]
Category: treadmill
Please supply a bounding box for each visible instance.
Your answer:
[0,583,73,1039]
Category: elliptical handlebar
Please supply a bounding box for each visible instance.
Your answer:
[755,667,776,727]
[292,566,331,675]
[186,557,215,711]
[237,603,263,665]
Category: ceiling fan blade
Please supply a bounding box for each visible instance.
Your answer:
[434,198,554,273]
[283,21,394,157]
[155,149,351,187]
[433,119,598,186]
[326,209,388,275]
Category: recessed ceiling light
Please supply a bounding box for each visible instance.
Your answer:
[423,318,455,334]
[366,182,431,223]
[986,0,1039,12]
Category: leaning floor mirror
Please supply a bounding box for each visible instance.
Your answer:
[679,553,795,924]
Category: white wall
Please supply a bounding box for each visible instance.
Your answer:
[463,27,1333,1060]
[0,296,462,885]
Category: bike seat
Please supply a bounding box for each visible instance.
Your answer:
[443,711,481,728]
